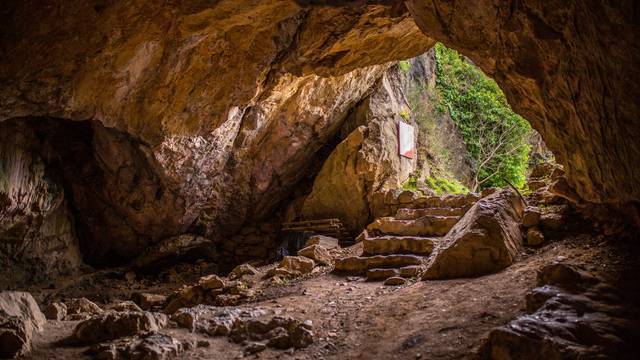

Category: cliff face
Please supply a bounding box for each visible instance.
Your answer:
[0,1,639,278]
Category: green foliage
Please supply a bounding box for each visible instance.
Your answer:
[399,109,410,122]
[425,175,468,196]
[398,60,411,74]
[402,175,418,191]
[433,43,531,190]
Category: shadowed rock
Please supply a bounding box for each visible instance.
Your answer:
[423,189,524,279]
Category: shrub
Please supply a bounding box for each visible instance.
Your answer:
[433,43,531,191]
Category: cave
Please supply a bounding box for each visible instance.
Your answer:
[1,1,639,359]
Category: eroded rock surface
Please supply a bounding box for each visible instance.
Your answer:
[172,305,313,352]
[478,262,634,359]
[0,292,46,359]
[87,332,197,360]
[423,189,524,279]
[71,311,168,344]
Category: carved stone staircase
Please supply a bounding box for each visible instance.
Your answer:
[334,193,479,282]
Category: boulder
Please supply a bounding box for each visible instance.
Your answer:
[526,227,545,247]
[304,235,339,250]
[43,302,67,321]
[0,315,31,359]
[522,207,541,227]
[0,292,46,359]
[198,275,226,290]
[297,245,332,266]
[423,189,524,279]
[397,190,415,204]
[540,213,565,231]
[110,301,143,313]
[277,256,315,275]
[131,293,167,311]
[229,264,260,279]
[66,298,103,320]
[0,292,46,333]
[71,311,167,344]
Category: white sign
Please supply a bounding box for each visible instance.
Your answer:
[398,121,415,159]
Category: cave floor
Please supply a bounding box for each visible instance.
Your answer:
[27,234,634,360]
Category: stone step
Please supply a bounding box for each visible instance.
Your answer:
[395,207,467,219]
[362,236,437,256]
[412,194,479,209]
[334,255,424,275]
[365,265,426,281]
[367,216,459,237]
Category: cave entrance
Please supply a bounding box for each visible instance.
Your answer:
[0,117,182,283]
[284,43,551,247]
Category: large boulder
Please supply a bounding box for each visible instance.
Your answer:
[0,292,46,359]
[423,189,524,279]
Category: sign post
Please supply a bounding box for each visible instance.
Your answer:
[398,121,415,159]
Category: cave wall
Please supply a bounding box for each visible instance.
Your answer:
[0,0,639,271]
[0,117,185,278]
[0,119,81,286]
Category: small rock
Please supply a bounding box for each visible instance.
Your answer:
[66,298,103,320]
[131,293,167,311]
[526,227,545,246]
[297,244,333,266]
[305,235,340,250]
[397,190,415,204]
[522,207,541,227]
[265,327,291,349]
[277,256,315,275]
[198,274,226,290]
[229,264,260,279]
[43,302,67,321]
[244,341,267,354]
[111,301,143,313]
[383,277,407,286]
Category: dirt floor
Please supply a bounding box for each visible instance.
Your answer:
[25,233,639,360]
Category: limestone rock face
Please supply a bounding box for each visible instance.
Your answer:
[301,63,424,232]
[423,189,525,279]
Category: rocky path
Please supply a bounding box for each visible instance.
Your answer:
[8,233,632,360]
